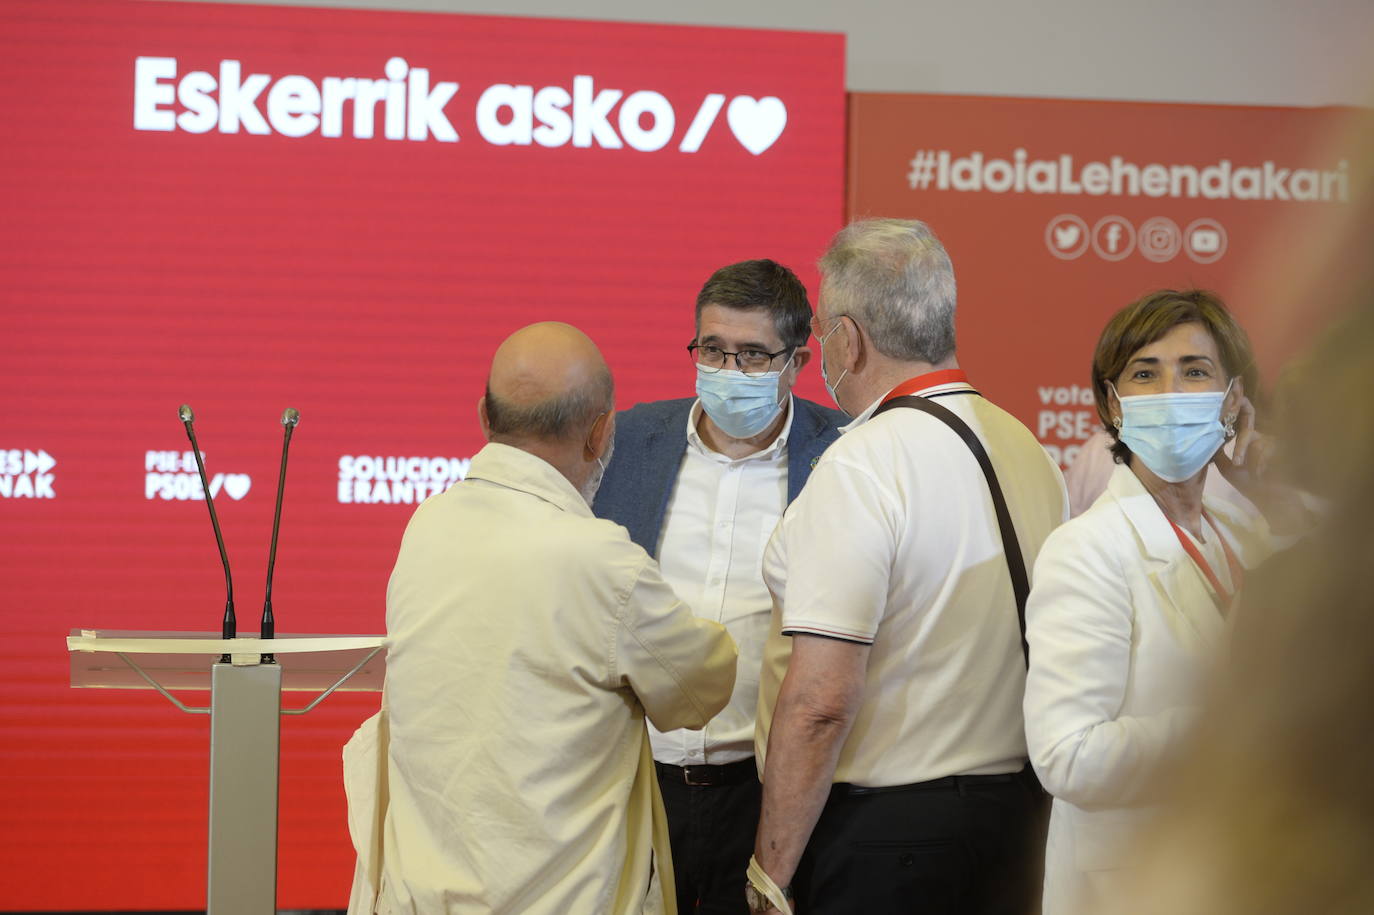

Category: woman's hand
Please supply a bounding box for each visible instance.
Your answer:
[1214,396,1311,535]
[1228,395,1267,470]
[1216,395,1274,485]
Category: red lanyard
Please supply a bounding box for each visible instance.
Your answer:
[880,369,971,404]
[1167,511,1243,612]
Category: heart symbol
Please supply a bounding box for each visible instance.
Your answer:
[726,96,787,155]
[1054,225,1081,249]
[222,474,252,500]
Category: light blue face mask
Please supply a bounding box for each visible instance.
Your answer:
[696,359,789,439]
[1113,380,1232,483]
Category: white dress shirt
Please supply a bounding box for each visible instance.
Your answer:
[757,374,1069,787]
[651,399,792,765]
[371,443,738,914]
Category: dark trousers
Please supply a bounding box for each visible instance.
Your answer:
[656,763,762,915]
[794,767,1046,915]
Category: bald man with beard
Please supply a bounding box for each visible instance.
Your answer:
[365,323,739,914]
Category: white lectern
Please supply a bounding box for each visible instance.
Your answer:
[67,629,386,914]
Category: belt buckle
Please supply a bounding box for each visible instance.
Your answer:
[683,765,714,787]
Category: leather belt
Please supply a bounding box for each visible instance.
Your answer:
[833,765,1031,797]
[655,758,757,787]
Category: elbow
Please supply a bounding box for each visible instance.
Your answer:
[772,635,869,741]
[790,679,863,737]
[645,630,738,733]
[1026,706,1089,803]
[1027,730,1118,810]
[1028,745,1075,803]
[700,661,737,724]
[689,636,740,728]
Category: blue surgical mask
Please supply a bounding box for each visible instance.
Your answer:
[696,361,788,439]
[1113,380,1232,483]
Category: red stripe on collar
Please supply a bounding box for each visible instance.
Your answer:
[881,369,971,403]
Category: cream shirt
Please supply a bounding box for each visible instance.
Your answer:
[651,399,791,765]
[757,377,1069,786]
[377,443,738,914]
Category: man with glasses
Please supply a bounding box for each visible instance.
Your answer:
[594,259,845,914]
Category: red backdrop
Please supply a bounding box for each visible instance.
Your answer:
[0,1,844,908]
[848,93,1371,466]
[5,3,1370,910]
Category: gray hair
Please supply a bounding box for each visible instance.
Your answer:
[484,369,614,441]
[818,218,957,363]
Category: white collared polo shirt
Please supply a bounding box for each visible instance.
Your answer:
[756,372,1069,787]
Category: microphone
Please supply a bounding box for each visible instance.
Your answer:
[179,404,236,663]
[260,408,299,664]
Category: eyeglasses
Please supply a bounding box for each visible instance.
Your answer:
[687,343,794,377]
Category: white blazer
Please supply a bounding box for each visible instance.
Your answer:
[1023,463,1271,915]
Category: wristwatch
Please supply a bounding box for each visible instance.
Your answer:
[745,881,792,913]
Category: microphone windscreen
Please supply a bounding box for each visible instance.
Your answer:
[178,404,194,423]
[281,407,300,426]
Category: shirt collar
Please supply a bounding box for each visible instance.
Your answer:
[840,370,975,435]
[686,395,795,461]
[462,441,592,517]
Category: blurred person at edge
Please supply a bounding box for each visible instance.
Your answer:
[1104,299,1370,915]
[749,219,1069,914]
[593,260,844,914]
[1022,290,1313,915]
[345,323,738,915]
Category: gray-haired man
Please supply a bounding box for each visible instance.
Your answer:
[749,220,1069,914]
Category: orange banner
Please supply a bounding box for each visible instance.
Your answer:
[849,93,1372,466]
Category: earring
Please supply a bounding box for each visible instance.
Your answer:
[1223,415,1236,439]
[1112,416,1122,430]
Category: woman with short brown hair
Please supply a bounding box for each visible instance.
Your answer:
[1022,289,1293,915]
[1090,289,1260,467]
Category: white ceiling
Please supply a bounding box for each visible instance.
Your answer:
[168,0,1374,107]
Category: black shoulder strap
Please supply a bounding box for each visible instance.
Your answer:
[873,394,1031,667]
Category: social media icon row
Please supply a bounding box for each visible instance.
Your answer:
[1045,214,1226,264]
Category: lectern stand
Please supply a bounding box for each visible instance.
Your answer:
[67,630,386,914]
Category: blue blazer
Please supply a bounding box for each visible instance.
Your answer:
[593,396,846,558]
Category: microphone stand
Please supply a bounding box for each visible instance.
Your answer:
[261,408,298,664]
[179,405,235,664]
